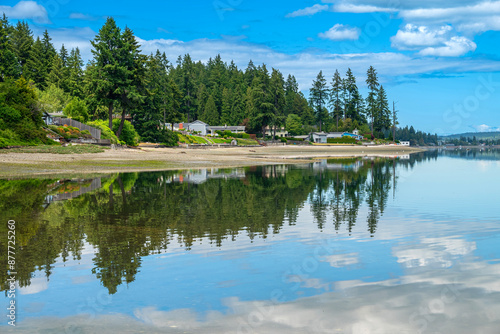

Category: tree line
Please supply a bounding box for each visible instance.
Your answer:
[1,15,438,145]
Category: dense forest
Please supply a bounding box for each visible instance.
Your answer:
[0,15,437,146]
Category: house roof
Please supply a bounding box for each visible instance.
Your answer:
[209,125,245,130]
[188,120,208,126]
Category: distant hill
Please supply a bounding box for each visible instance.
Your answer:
[441,131,500,140]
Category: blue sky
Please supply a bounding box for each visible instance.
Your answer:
[1,0,500,134]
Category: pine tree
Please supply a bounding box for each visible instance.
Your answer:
[365,66,379,133]
[269,68,285,137]
[284,74,299,116]
[67,47,84,97]
[59,44,68,67]
[374,85,391,134]
[180,54,196,123]
[203,94,219,125]
[47,53,64,87]
[0,14,20,80]
[89,17,125,129]
[25,37,45,86]
[329,70,343,128]
[11,21,33,76]
[310,71,328,131]
[220,87,231,125]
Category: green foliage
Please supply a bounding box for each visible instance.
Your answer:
[3,144,107,154]
[87,120,119,144]
[286,114,303,136]
[0,77,51,147]
[38,83,70,113]
[64,97,89,122]
[327,137,358,144]
[158,129,178,146]
[112,119,140,146]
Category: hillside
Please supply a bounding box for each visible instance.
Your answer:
[441,131,500,140]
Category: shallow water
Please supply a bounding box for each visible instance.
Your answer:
[1,149,500,333]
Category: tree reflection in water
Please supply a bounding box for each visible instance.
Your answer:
[0,151,439,294]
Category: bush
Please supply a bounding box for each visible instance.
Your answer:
[287,137,304,141]
[64,97,89,122]
[327,136,358,144]
[280,137,287,143]
[158,129,178,146]
[112,119,140,146]
[86,120,119,144]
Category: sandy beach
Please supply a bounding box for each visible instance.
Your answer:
[0,145,423,178]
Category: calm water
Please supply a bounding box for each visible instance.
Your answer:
[1,149,500,333]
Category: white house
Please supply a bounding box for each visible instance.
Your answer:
[186,120,209,135]
[326,132,343,139]
[399,141,410,146]
[311,132,328,143]
[209,125,246,135]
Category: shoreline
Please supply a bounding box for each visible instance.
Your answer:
[0,145,424,178]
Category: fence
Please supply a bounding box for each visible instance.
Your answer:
[53,118,101,139]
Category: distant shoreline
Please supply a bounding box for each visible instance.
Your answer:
[0,145,424,178]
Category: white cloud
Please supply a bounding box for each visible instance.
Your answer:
[419,36,477,57]
[331,3,394,13]
[69,12,105,21]
[322,253,359,267]
[472,124,500,132]
[400,1,500,34]
[391,24,452,50]
[318,24,360,41]
[0,1,50,24]
[286,4,329,18]
[18,277,48,295]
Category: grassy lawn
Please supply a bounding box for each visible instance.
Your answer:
[0,145,109,154]
[236,138,259,146]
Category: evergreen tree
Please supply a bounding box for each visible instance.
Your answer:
[25,37,45,85]
[203,94,219,125]
[269,68,285,137]
[59,44,68,67]
[365,66,379,133]
[374,85,391,135]
[309,71,328,131]
[47,53,64,87]
[89,17,126,129]
[11,21,33,75]
[67,47,84,97]
[0,15,20,80]
[115,26,146,138]
[220,87,231,125]
[329,70,343,128]
[284,74,299,116]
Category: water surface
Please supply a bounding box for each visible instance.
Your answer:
[1,149,500,333]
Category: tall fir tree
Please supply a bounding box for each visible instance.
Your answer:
[0,14,20,80]
[365,66,380,133]
[329,70,343,128]
[11,21,33,76]
[309,71,328,131]
[89,17,125,129]
[374,85,391,134]
[202,94,219,125]
[269,68,285,137]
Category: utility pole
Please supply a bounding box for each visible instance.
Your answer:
[392,101,398,143]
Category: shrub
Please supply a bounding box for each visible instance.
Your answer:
[158,129,178,146]
[280,137,287,143]
[112,119,140,146]
[64,97,89,122]
[87,120,119,144]
[327,137,358,144]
